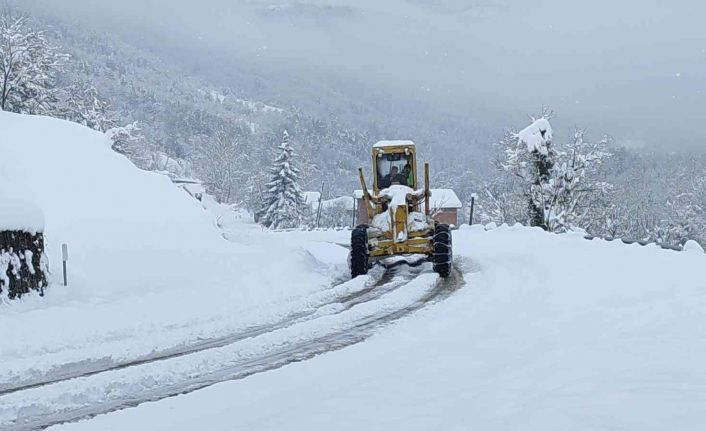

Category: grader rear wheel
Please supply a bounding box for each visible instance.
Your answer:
[432,223,452,278]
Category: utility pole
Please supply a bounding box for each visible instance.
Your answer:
[468,194,476,225]
[315,181,325,228]
[352,193,357,228]
[61,243,69,286]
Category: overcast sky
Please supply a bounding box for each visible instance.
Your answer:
[27,0,706,150]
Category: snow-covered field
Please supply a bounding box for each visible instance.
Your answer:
[3,112,706,430]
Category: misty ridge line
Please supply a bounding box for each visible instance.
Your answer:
[1,0,705,249]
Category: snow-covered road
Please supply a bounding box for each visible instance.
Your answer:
[46,224,706,431]
[1,261,464,430]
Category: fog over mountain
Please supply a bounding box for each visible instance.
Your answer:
[21,0,706,150]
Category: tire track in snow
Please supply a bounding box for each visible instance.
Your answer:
[0,268,392,396]
[1,264,463,431]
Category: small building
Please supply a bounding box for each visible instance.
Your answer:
[304,192,357,227]
[302,191,321,208]
[173,179,207,202]
[354,188,462,227]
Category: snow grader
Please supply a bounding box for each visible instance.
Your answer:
[350,140,452,278]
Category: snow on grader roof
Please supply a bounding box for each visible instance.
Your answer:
[354,188,461,209]
[373,140,416,149]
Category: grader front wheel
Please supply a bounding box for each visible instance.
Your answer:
[350,225,369,278]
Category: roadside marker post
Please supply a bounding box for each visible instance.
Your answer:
[61,243,69,286]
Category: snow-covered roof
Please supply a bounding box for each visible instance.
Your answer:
[0,198,45,234]
[179,182,206,197]
[0,171,45,233]
[321,196,355,211]
[303,191,321,205]
[353,189,462,209]
[307,195,355,211]
[429,189,462,209]
[373,140,415,149]
[353,189,371,199]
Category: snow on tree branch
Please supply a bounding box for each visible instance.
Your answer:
[0,12,68,114]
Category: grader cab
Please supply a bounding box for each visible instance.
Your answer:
[350,140,452,278]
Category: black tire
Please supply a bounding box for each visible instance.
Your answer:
[350,225,369,278]
[433,224,452,278]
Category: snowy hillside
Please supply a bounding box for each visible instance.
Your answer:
[0,112,348,392]
[51,225,706,431]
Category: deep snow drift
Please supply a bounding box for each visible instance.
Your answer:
[55,224,706,431]
[0,112,346,384]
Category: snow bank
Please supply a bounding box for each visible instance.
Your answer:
[683,239,704,253]
[60,225,706,431]
[0,112,339,381]
[0,111,234,298]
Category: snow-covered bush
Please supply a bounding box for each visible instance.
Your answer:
[105,122,152,169]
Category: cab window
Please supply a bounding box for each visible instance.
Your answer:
[376,153,414,189]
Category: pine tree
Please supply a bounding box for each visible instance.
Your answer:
[259,131,305,229]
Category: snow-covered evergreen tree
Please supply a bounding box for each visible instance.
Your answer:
[0,13,68,114]
[501,110,556,230]
[259,131,305,229]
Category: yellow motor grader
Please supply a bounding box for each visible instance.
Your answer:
[350,140,452,278]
